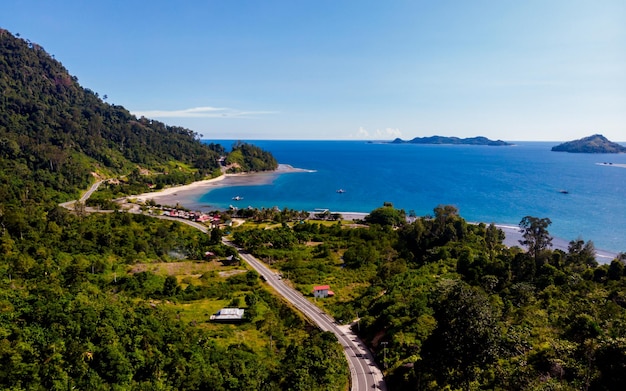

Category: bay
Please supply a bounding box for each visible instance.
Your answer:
[199,140,626,254]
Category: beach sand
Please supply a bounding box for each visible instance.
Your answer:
[128,164,311,206]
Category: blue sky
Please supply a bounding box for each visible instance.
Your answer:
[3,1,625,141]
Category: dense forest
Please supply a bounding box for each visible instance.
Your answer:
[232,204,626,390]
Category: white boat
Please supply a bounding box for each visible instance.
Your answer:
[336,189,345,193]
[232,195,244,201]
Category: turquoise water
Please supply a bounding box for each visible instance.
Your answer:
[199,140,626,254]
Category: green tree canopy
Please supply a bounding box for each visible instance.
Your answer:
[365,203,406,227]
[418,282,500,390]
[519,216,553,261]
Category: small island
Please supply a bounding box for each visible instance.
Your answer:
[551,134,626,153]
[390,135,512,146]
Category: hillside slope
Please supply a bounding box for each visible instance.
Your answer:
[551,134,626,153]
[0,29,275,207]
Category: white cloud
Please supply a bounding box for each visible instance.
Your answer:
[357,126,369,137]
[351,127,402,140]
[375,128,402,139]
[132,106,276,119]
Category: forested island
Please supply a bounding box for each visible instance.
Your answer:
[391,135,512,146]
[3,28,626,391]
[551,134,626,153]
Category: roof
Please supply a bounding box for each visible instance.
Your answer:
[210,308,245,321]
[219,308,244,316]
[313,285,330,291]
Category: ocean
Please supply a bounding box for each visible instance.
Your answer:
[198,140,626,254]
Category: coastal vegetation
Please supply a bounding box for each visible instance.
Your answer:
[551,134,626,153]
[232,203,626,390]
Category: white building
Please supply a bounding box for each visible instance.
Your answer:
[210,308,245,322]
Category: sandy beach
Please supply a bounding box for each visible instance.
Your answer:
[131,175,226,203]
[129,164,312,205]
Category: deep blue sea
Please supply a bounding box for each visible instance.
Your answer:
[199,140,626,254]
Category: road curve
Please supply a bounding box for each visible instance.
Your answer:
[59,180,104,210]
[224,240,387,391]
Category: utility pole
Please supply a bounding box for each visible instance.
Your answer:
[381,341,388,369]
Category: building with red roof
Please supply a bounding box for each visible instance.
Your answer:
[312,285,335,298]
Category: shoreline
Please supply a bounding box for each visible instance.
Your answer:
[129,164,311,204]
[123,166,619,263]
[132,175,227,202]
[494,224,618,263]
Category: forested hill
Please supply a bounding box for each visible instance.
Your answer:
[0,29,276,206]
[551,134,626,153]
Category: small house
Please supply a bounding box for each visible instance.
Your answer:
[210,308,245,322]
[312,285,335,298]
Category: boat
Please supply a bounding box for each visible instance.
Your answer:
[232,195,244,201]
[336,189,345,193]
[559,190,569,194]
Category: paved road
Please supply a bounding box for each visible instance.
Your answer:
[80,180,104,202]
[59,180,104,209]
[224,240,387,391]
